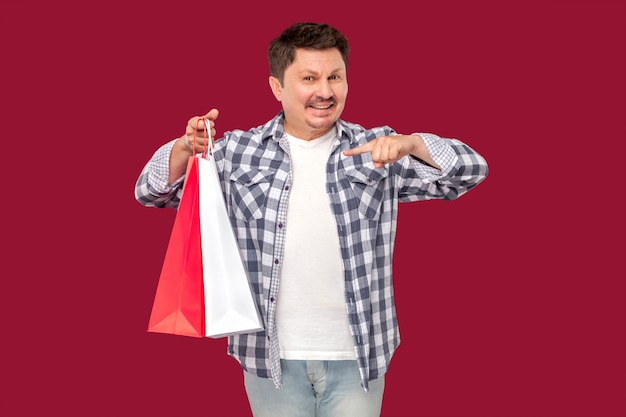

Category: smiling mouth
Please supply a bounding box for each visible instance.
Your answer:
[309,102,334,110]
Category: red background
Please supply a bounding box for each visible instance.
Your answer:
[1,1,624,416]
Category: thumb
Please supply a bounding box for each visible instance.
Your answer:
[203,108,219,121]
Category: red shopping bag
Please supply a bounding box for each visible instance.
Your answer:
[147,156,205,337]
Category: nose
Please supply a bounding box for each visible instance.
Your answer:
[317,79,334,100]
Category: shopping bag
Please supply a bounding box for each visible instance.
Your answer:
[147,156,205,337]
[197,150,264,338]
[147,118,264,338]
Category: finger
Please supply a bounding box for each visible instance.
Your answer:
[388,146,400,162]
[187,109,219,129]
[343,141,374,156]
[187,116,206,132]
[373,137,404,166]
[203,108,219,121]
[185,123,212,137]
[372,140,387,163]
[185,120,216,142]
[183,132,209,152]
[184,124,211,152]
[192,110,219,131]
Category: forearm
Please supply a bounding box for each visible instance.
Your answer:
[399,134,488,201]
[409,134,441,170]
[169,136,194,184]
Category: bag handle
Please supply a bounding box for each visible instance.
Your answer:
[192,117,214,159]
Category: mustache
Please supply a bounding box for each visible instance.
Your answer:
[307,97,336,106]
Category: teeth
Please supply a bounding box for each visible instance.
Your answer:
[312,104,331,109]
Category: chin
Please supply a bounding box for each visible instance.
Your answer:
[307,121,336,132]
[308,112,341,128]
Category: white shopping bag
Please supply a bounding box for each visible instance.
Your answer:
[197,120,264,338]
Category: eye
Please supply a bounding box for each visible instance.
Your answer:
[328,75,338,80]
[303,76,314,81]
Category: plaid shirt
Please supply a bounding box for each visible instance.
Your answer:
[135,111,488,390]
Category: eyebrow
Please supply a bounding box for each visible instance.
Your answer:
[298,68,346,77]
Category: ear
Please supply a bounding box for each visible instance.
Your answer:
[269,76,282,101]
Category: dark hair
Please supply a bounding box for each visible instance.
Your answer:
[268,22,350,85]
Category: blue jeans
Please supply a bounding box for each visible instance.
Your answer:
[243,360,385,417]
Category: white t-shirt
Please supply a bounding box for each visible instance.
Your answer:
[276,129,356,360]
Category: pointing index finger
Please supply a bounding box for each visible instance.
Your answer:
[343,141,373,156]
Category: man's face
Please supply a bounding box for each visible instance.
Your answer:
[269,48,348,140]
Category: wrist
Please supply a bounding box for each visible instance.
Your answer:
[175,135,194,155]
[410,134,425,157]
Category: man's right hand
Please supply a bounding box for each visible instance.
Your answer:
[181,108,220,154]
[168,108,220,184]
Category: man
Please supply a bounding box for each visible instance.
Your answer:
[135,22,488,417]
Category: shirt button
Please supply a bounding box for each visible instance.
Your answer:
[274,259,279,264]
[278,223,284,228]
[284,185,290,190]
[270,297,275,302]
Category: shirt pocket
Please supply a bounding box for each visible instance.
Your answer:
[229,167,275,221]
[345,167,388,221]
